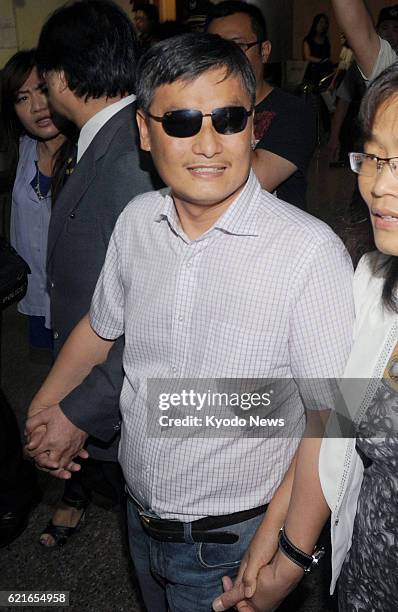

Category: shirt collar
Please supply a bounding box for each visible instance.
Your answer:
[156,170,261,240]
[77,94,136,163]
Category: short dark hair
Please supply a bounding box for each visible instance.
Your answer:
[36,0,138,99]
[377,4,398,28]
[359,62,398,312]
[135,32,256,112]
[134,3,159,24]
[1,49,37,174]
[205,1,268,41]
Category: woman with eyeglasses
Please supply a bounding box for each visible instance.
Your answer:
[323,63,398,611]
[1,50,72,351]
[213,63,398,612]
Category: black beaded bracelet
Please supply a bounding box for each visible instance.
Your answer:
[278,527,325,573]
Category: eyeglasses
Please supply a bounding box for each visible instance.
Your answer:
[235,40,264,52]
[147,106,253,138]
[349,152,398,179]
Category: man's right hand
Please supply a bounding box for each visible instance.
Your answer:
[24,402,89,479]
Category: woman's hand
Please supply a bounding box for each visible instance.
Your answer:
[212,522,280,611]
[213,550,304,612]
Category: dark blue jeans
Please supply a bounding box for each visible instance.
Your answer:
[127,498,265,612]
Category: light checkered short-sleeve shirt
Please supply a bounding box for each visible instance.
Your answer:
[90,171,354,520]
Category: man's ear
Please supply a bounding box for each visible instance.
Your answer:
[136,110,151,151]
[260,40,272,64]
[58,70,69,93]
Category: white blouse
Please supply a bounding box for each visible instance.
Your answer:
[319,252,398,592]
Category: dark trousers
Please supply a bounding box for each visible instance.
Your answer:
[0,389,39,513]
[62,457,125,507]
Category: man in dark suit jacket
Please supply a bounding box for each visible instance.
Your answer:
[24,0,159,546]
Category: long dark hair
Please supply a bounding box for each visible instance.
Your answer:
[1,49,37,178]
[305,13,329,42]
[0,48,77,205]
[359,62,398,312]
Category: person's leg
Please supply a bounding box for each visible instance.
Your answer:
[0,389,39,512]
[128,507,265,612]
[39,460,91,547]
[83,458,125,505]
[127,499,168,612]
[0,389,41,546]
[160,513,265,612]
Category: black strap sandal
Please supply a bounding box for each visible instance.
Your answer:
[39,498,89,548]
[39,512,85,548]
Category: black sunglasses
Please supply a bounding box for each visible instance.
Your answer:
[146,106,253,138]
[236,40,264,52]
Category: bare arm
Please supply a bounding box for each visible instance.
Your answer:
[32,314,115,407]
[237,451,297,597]
[252,149,297,193]
[331,0,380,78]
[279,435,329,554]
[213,413,330,612]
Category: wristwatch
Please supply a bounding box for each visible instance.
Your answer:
[278,526,325,573]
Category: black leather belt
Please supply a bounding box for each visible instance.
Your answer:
[135,502,268,544]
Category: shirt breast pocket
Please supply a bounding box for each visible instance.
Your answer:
[199,319,274,378]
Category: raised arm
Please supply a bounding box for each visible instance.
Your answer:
[331,0,380,78]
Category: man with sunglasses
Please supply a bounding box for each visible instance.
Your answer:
[206,1,315,211]
[26,33,354,611]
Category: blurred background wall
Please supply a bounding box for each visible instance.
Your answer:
[0,0,133,67]
[0,0,395,68]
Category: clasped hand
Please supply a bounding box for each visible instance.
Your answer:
[212,529,304,612]
[24,398,88,479]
